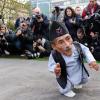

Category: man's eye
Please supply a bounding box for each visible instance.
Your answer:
[65,37,70,40]
[58,41,63,44]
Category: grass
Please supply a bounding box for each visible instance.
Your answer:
[0,55,26,59]
[0,55,49,61]
[0,55,100,63]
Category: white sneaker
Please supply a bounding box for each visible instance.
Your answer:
[64,90,76,97]
[74,84,83,89]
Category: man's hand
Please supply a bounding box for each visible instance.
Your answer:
[84,15,89,19]
[89,61,99,71]
[54,63,61,77]
[16,30,22,36]
[69,19,76,24]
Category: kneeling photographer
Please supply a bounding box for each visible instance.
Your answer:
[89,31,100,60]
[0,32,8,55]
[33,38,51,58]
[15,21,35,58]
[30,7,51,57]
[30,7,49,40]
[0,24,16,55]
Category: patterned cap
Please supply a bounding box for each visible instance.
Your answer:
[49,21,69,41]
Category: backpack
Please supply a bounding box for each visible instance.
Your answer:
[52,41,89,89]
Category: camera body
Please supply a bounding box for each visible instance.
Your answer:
[33,14,42,20]
[36,14,41,19]
[0,32,6,44]
[21,29,26,34]
[81,12,100,34]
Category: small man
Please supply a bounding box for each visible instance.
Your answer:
[48,21,99,97]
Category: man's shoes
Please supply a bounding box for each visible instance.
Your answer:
[4,50,10,55]
[74,84,83,89]
[25,50,34,59]
[64,90,76,97]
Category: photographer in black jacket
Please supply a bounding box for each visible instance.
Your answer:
[0,24,16,55]
[89,31,100,60]
[30,7,51,57]
[30,7,49,40]
[15,21,35,58]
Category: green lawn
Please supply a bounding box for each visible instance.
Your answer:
[0,55,100,63]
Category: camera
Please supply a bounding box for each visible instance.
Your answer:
[33,14,41,19]
[0,34,3,38]
[0,33,4,38]
[80,12,100,34]
[36,14,41,19]
[0,33,6,44]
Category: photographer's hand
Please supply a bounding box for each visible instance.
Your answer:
[16,30,22,36]
[69,19,76,24]
[84,15,89,19]
[37,39,42,44]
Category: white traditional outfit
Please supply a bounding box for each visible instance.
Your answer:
[48,43,95,94]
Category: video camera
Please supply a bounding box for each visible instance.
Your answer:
[36,14,41,19]
[33,14,42,20]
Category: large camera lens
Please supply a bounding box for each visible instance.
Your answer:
[0,34,3,38]
[36,14,41,19]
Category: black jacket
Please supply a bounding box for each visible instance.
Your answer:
[30,14,49,39]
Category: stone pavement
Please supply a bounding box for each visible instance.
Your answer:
[0,58,100,100]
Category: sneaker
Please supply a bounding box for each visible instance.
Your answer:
[64,90,76,97]
[37,52,40,58]
[74,84,83,89]
[4,50,10,55]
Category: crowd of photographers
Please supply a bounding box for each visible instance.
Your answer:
[0,0,100,60]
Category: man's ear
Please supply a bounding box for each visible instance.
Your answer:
[51,43,56,50]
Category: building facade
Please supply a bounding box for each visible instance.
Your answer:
[30,0,100,18]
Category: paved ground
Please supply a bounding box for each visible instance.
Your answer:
[0,58,100,100]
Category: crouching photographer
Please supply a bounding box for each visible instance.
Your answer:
[80,10,100,35]
[0,32,8,55]
[30,7,49,40]
[15,21,35,59]
[0,24,15,55]
[89,31,100,60]
[33,38,51,58]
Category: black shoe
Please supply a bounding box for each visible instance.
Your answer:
[25,50,34,59]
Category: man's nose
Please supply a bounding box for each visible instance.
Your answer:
[64,40,70,46]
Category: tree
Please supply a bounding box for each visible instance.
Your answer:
[24,1,32,15]
[0,0,7,22]
[0,0,29,23]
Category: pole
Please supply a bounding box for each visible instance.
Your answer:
[36,0,38,7]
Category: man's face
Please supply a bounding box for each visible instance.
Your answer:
[89,0,96,7]
[75,7,81,15]
[52,34,73,55]
[0,26,6,33]
[32,8,41,16]
[77,32,84,39]
[20,22,28,30]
